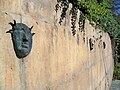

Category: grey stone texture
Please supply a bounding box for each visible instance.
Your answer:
[110,80,120,90]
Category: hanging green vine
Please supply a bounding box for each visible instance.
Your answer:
[78,13,85,31]
[55,0,86,35]
[70,6,78,35]
[56,0,69,25]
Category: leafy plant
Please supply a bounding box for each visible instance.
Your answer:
[113,62,120,80]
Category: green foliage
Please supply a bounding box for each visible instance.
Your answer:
[55,0,120,59]
[113,62,120,80]
[77,0,120,37]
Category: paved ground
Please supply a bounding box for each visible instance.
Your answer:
[110,80,120,90]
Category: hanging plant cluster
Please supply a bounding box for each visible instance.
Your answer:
[55,0,85,36]
[55,0,120,65]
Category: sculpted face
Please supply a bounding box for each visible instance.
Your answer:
[6,20,35,58]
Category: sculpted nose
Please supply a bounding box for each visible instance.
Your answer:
[23,38,28,42]
[23,34,29,42]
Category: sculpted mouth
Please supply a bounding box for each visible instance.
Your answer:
[22,41,29,48]
[22,44,29,48]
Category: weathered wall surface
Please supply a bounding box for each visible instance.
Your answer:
[0,0,114,90]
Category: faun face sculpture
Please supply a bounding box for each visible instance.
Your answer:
[6,20,35,58]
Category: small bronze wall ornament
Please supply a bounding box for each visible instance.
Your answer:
[6,20,35,58]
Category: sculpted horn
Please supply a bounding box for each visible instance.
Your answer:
[6,29,13,33]
[9,22,14,27]
[32,33,35,36]
[14,20,16,25]
[30,26,33,30]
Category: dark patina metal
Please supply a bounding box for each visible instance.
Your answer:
[6,20,35,58]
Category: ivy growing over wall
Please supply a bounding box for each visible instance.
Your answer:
[55,0,120,62]
[55,0,120,37]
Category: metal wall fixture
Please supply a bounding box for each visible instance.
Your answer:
[6,20,35,58]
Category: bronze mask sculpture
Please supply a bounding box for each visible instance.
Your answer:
[6,20,35,58]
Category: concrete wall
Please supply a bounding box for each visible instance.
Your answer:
[0,0,114,90]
